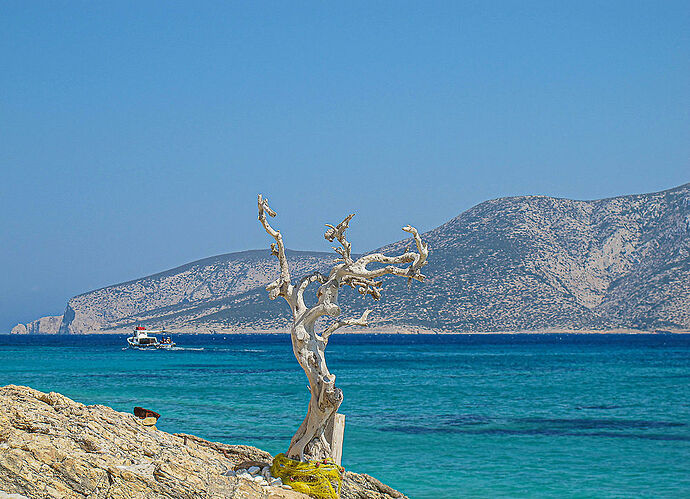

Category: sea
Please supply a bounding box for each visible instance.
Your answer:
[1,333,689,498]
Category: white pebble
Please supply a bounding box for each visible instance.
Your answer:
[237,472,252,480]
[270,477,283,487]
[248,466,260,475]
[252,475,264,483]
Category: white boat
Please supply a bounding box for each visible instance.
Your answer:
[126,327,176,349]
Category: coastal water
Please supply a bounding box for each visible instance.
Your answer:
[1,333,688,498]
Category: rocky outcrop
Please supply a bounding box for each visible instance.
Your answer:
[8,325,27,335]
[10,316,62,335]
[23,183,690,334]
[0,385,407,499]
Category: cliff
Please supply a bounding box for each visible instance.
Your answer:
[17,183,690,334]
[10,316,62,335]
[0,385,406,499]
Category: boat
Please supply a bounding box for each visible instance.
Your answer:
[126,326,176,349]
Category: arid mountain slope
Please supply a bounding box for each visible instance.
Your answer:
[360,182,689,331]
[15,184,690,333]
[57,250,335,334]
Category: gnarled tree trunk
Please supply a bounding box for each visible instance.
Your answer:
[257,194,428,462]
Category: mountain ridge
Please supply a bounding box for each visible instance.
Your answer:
[12,183,690,334]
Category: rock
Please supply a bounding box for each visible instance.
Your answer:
[270,477,283,487]
[0,493,29,499]
[138,416,158,426]
[248,466,261,475]
[0,385,308,498]
[8,324,26,335]
[341,471,408,499]
[0,385,408,499]
[230,458,272,471]
[10,316,62,335]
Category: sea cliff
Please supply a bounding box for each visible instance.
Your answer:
[9,316,62,335]
[0,385,406,499]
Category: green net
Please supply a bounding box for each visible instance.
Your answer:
[270,453,344,499]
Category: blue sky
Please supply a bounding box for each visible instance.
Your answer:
[1,1,688,331]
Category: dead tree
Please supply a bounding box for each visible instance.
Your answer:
[257,194,428,462]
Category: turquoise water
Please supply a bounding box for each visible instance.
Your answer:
[1,333,689,498]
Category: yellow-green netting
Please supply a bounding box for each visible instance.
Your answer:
[270,453,344,499]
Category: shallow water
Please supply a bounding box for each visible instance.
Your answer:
[1,333,689,498]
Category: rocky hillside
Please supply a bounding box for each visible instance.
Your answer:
[166,183,690,332]
[0,385,405,499]
[362,181,690,331]
[15,183,690,333]
[56,250,336,334]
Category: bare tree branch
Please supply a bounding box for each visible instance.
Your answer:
[402,224,429,277]
[342,275,383,300]
[295,271,328,312]
[324,214,355,264]
[343,225,429,286]
[257,194,293,304]
[322,309,371,342]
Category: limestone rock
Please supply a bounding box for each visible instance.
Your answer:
[0,385,307,498]
[8,324,26,335]
[341,471,408,499]
[0,385,407,499]
[10,316,62,335]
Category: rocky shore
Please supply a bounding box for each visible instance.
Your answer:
[0,385,406,498]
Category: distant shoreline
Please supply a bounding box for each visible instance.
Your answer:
[4,328,689,335]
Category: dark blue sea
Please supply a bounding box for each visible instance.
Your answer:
[1,333,689,498]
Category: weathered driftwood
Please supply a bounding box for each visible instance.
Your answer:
[257,194,428,462]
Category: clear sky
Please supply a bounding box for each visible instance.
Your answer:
[1,1,688,332]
